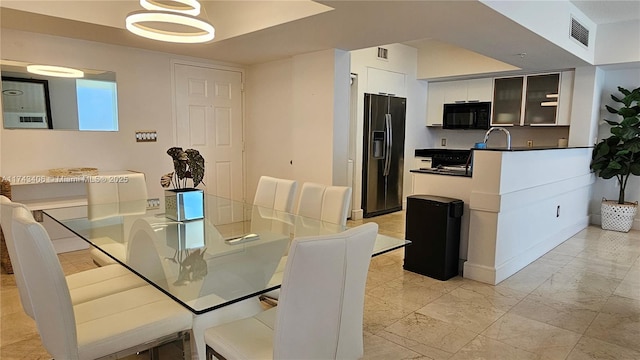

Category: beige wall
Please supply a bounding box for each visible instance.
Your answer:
[244,49,349,204]
[0,29,237,201]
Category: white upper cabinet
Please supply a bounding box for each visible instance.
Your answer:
[426,82,446,126]
[426,78,493,126]
[367,67,407,97]
[466,78,493,102]
[443,81,468,103]
[443,78,493,103]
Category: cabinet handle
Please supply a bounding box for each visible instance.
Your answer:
[467,100,480,103]
[454,100,466,104]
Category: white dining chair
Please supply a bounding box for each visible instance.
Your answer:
[0,196,147,319]
[296,182,352,226]
[262,182,352,302]
[253,176,298,213]
[11,209,193,360]
[204,222,378,360]
[88,171,148,266]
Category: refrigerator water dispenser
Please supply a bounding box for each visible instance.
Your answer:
[372,131,385,159]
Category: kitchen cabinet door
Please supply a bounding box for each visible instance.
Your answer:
[426,82,445,126]
[524,73,560,126]
[492,77,523,126]
[443,81,467,104]
[466,78,493,102]
[367,67,406,97]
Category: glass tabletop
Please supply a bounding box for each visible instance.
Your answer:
[45,194,409,314]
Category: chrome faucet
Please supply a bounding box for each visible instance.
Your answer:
[483,127,512,150]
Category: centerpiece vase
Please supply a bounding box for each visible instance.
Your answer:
[165,188,204,221]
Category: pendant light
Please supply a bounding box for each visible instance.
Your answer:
[126,0,215,44]
[27,65,84,78]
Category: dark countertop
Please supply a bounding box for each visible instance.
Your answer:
[410,168,472,178]
[415,146,592,156]
[474,146,592,152]
[414,149,471,157]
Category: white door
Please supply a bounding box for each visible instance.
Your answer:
[174,63,244,222]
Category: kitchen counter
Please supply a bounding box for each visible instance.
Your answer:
[411,147,594,285]
[475,146,592,151]
[410,168,471,177]
[415,149,471,157]
[463,147,594,285]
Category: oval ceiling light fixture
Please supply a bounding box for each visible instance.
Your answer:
[2,89,24,96]
[27,64,84,78]
[126,11,215,43]
[140,0,201,16]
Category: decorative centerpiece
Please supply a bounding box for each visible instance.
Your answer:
[161,147,205,221]
[590,86,640,232]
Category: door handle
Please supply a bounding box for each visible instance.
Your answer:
[384,114,392,176]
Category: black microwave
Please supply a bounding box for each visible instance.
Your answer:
[443,102,491,130]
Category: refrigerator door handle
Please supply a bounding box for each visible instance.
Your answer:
[384,114,392,176]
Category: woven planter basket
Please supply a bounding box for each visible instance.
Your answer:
[601,199,638,233]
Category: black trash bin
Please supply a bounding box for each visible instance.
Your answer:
[404,195,464,280]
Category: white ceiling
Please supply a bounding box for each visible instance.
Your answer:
[571,0,640,24]
[0,1,637,72]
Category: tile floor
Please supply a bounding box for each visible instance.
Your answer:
[1,211,639,359]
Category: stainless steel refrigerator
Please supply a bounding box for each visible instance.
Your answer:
[362,93,406,218]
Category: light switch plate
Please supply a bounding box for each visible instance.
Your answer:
[136,131,157,142]
[146,198,160,209]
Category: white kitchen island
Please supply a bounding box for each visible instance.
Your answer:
[463,147,594,284]
[411,147,594,285]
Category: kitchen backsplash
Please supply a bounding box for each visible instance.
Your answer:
[428,126,570,149]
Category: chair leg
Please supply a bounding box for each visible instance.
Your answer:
[206,345,227,360]
[181,331,192,360]
[259,294,278,307]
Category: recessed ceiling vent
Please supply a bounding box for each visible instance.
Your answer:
[377,47,389,60]
[570,17,589,47]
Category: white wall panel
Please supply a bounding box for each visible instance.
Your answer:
[189,105,207,146]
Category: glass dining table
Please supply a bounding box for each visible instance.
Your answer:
[44,194,409,315]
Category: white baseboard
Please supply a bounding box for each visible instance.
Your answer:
[351,209,364,220]
[462,262,498,285]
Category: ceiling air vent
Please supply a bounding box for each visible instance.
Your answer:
[377,47,388,60]
[570,17,589,47]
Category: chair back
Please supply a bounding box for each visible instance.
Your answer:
[12,210,79,359]
[87,172,148,220]
[297,183,352,226]
[126,218,170,289]
[253,176,297,213]
[0,196,36,318]
[274,222,377,359]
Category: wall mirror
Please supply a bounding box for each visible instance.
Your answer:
[1,60,119,131]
